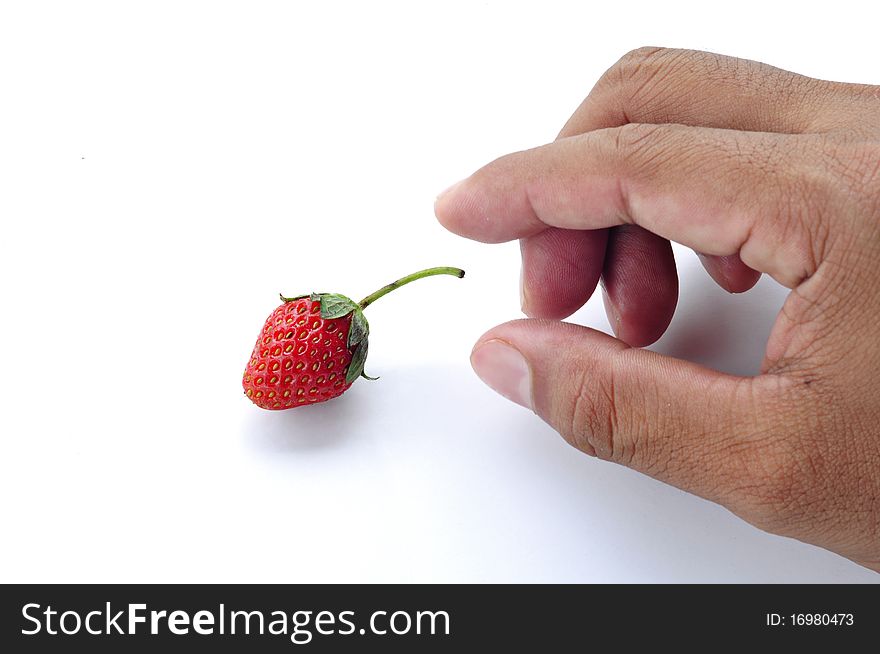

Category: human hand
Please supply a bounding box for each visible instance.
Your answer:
[434,48,880,570]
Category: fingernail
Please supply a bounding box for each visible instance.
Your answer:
[435,178,464,204]
[601,287,620,337]
[519,266,529,314]
[518,242,530,316]
[470,339,533,410]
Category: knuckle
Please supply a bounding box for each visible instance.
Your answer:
[566,370,614,460]
[742,136,840,283]
[615,46,670,74]
[610,122,675,165]
[772,281,856,368]
[563,356,632,464]
[613,121,665,149]
[607,123,690,194]
[602,47,689,107]
[820,83,880,132]
[827,137,880,203]
[846,82,880,107]
[776,162,834,275]
[764,70,829,126]
[794,135,880,267]
[602,46,674,93]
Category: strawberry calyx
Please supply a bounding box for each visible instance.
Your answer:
[309,293,373,383]
[280,266,465,385]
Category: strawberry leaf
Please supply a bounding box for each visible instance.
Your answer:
[346,339,369,384]
[318,293,358,319]
[347,309,369,348]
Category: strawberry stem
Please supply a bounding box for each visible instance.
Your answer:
[358,266,465,310]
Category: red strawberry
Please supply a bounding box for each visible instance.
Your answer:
[243,266,464,410]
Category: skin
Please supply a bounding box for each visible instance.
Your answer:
[434,48,880,571]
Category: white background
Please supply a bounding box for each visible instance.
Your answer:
[1,1,878,582]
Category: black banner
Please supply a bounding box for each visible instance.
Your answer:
[1,584,876,651]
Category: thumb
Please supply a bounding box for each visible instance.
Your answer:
[470,319,771,505]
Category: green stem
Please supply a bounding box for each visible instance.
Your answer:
[358,266,465,310]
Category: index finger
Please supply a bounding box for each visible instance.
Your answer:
[435,123,820,289]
